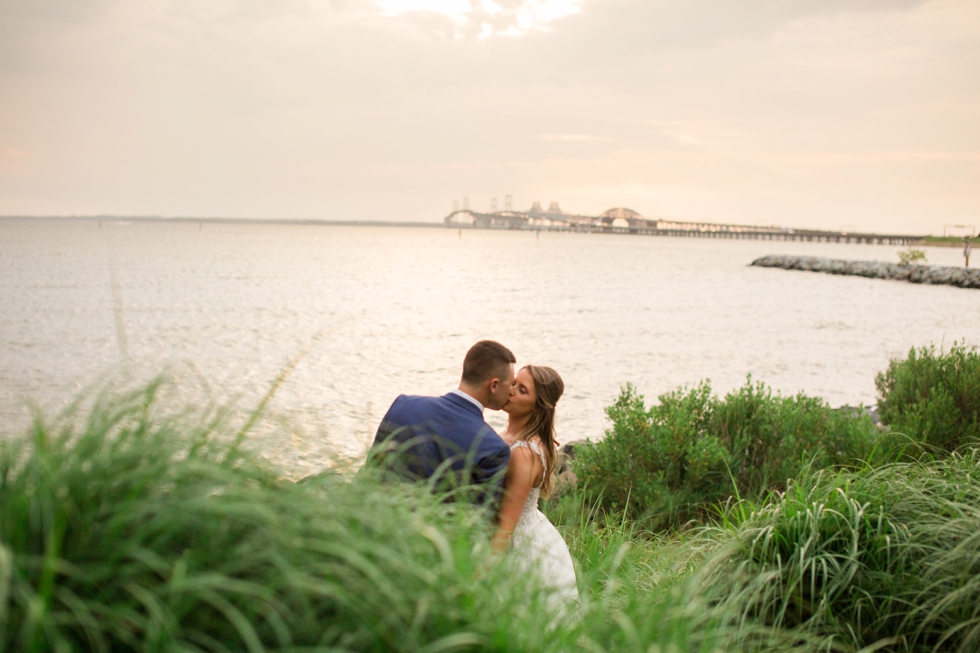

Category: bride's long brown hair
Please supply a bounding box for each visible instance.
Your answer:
[514,364,564,497]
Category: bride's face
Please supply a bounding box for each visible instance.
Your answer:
[503,368,536,417]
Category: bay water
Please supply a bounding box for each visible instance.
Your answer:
[1,219,976,476]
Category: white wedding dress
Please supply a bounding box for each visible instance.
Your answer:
[509,439,580,614]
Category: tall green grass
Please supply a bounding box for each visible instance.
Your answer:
[0,380,804,652]
[11,367,977,653]
[1,381,527,652]
[696,452,980,652]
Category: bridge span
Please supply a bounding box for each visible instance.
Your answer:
[443,208,924,246]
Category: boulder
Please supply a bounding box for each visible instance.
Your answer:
[555,439,589,475]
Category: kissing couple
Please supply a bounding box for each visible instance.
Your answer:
[370,340,579,611]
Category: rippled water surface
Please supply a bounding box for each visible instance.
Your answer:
[2,219,977,475]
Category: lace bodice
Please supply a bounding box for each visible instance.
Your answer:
[508,438,579,614]
[510,439,546,519]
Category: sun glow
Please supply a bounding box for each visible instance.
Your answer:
[371,0,586,35]
[373,0,474,24]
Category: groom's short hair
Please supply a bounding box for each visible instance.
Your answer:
[462,340,516,384]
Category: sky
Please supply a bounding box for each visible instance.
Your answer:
[1,0,978,234]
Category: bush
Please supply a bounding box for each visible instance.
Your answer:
[697,452,980,651]
[897,248,927,266]
[875,342,980,453]
[714,379,877,496]
[573,378,879,531]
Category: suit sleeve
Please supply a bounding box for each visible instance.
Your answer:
[368,396,406,470]
[473,439,511,510]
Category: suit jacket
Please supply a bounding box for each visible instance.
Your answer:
[371,393,511,507]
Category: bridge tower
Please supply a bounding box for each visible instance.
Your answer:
[490,197,498,213]
[505,195,513,211]
[463,196,469,211]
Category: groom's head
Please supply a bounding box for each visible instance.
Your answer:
[459,340,516,411]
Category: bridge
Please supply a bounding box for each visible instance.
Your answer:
[443,207,924,246]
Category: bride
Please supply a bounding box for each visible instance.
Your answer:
[491,364,579,612]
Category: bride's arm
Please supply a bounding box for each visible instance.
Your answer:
[491,446,541,553]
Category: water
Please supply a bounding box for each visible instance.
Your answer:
[1,219,977,476]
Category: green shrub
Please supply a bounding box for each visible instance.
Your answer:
[714,379,878,497]
[697,451,980,652]
[897,248,927,265]
[572,381,727,530]
[574,378,879,531]
[875,342,980,452]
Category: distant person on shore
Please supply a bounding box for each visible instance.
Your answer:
[370,340,515,508]
[966,237,972,268]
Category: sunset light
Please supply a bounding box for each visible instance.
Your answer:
[372,0,587,35]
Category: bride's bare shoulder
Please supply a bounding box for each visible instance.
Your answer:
[527,436,546,452]
[508,444,539,479]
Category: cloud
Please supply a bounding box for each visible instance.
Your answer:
[539,134,614,142]
[648,121,746,147]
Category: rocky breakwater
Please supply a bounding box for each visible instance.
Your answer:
[751,255,980,290]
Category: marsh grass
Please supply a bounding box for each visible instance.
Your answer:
[1,380,562,652]
[0,380,810,653]
[695,452,980,652]
[9,372,977,653]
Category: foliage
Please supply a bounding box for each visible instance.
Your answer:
[897,248,927,265]
[697,452,980,652]
[573,378,879,531]
[0,382,513,652]
[542,483,720,617]
[875,342,980,453]
[11,349,980,652]
[713,380,877,496]
[0,380,805,653]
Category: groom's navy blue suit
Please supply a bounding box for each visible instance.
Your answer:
[371,392,511,507]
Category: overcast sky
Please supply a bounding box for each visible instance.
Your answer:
[1,0,978,233]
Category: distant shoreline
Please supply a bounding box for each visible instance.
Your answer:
[0,215,443,229]
[916,236,974,248]
[0,215,967,246]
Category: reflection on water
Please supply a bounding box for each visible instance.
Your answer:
[1,219,977,476]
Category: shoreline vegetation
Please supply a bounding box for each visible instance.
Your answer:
[917,235,975,248]
[4,343,980,652]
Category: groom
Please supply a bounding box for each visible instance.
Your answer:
[370,340,516,507]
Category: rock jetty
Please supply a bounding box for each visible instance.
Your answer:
[751,255,980,289]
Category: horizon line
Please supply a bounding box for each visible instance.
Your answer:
[0,215,443,227]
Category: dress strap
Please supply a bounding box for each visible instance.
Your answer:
[511,439,548,472]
